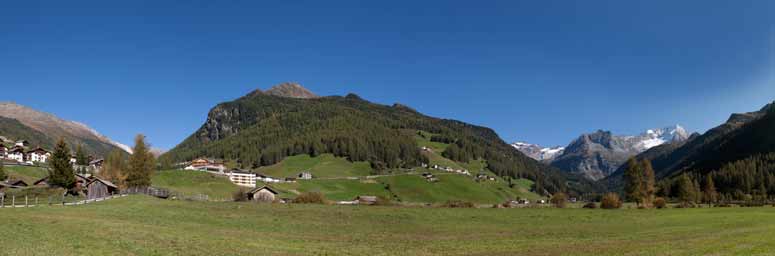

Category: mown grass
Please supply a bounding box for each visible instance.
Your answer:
[378,174,540,204]
[267,179,392,201]
[255,154,373,178]
[151,170,239,199]
[2,195,775,255]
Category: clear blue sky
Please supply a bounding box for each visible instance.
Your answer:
[1,1,773,150]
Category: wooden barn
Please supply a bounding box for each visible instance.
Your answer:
[248,186,278,202]
[86,178,118,200]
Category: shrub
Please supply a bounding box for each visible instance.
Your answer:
[550,192,568,208]
[232,188,249,202]
[442,200,475,208]
[292,192,326,204]
[582,202,597,209]
[600,193,622,209]
[654,197,667,209]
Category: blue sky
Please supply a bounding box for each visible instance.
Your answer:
[1,1,773,150]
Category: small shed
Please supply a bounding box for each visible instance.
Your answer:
[86,178,118,200]
[248,186,278,202]
[355,195,378,205]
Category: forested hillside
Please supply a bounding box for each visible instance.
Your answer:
[161,83,597,194]
[605,101,775,194]
[0,116,53,148]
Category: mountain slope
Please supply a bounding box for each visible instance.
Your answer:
[604,101,775,188]
[0,102,129,156]
[162,83,597,195]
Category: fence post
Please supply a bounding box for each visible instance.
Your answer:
[62,194,65,206]
[1,196,4,208]
[25,196,28,207]
[12,195,15,208]
[35,197,38,206]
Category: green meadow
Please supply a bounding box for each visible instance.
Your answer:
[1,195,774,255]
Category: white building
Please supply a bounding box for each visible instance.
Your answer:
[7,147,25,162]
[27,147,50,163]
[227,169,257,188]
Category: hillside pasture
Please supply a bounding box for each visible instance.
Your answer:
[255,154,373,179]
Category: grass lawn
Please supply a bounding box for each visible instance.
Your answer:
[267,179,392,201]
[2,195,775,255]
[152,170,240,199]
[378,174,540,204]
[255,154,373,178]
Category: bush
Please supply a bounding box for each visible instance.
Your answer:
[232,188,249,202]
[550,192,568,208]
[654,197,667,209]
[582,202,597,209]
[442,200,475,208]
[292,192,326,204]
[600,193,622,209]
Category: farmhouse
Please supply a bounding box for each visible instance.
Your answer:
[86,177,118,199]
[90,159,104,171]
[8,179,28,187]
[248,186,278,202]
[298,171,313,180]
[7,146,25,162]
[15,140,29,147]
[355,195,378,205]
[184,158,226,172]
[27,147,50,163]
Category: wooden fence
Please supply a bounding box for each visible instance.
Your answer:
[0,193,128,208]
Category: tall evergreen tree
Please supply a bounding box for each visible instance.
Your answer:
[623,158,644,206]
[75,143,89,166]
[126,134,155,188]
[49,138,76,189]
[703,175,717,207]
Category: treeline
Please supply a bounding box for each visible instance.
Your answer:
[658,153,775,203]
[162,93,587,194]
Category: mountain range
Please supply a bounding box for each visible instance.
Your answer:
[513,125,690,180]
[0,102,130,156]
[160,82,598,195]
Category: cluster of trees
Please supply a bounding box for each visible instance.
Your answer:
[46,135,156,191]
[161,92,585,194]
[657,153,775,205]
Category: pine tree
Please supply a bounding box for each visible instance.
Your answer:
[126,134,156,188]
[703,175,718,207]
[623,158,644,206]
[641,159,656,207]
[0,161,6,182]
[49,138,76,189]
[75,143,89,166]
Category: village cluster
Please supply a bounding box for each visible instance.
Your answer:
[0,138,103,168]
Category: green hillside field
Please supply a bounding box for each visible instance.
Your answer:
[255,153,373,178]
[151,170,240,199]
[1,195,774,255]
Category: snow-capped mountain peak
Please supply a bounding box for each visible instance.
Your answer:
[511,142,565,162]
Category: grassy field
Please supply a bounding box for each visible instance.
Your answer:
[256,154,373,178]
[151,170,239,199]
[2,195,775,255]
[4,165,48,184]
[378,174,540,204]
[267,178,392,201]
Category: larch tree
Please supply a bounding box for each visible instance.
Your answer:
[100,149,128,189]
[678,173,696,206]
[75,143,89,165]
[641,159,656,208]
[623,158,644,206]
[49,138,76,189]
[703,175,718,207]
[126,134,156,188]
